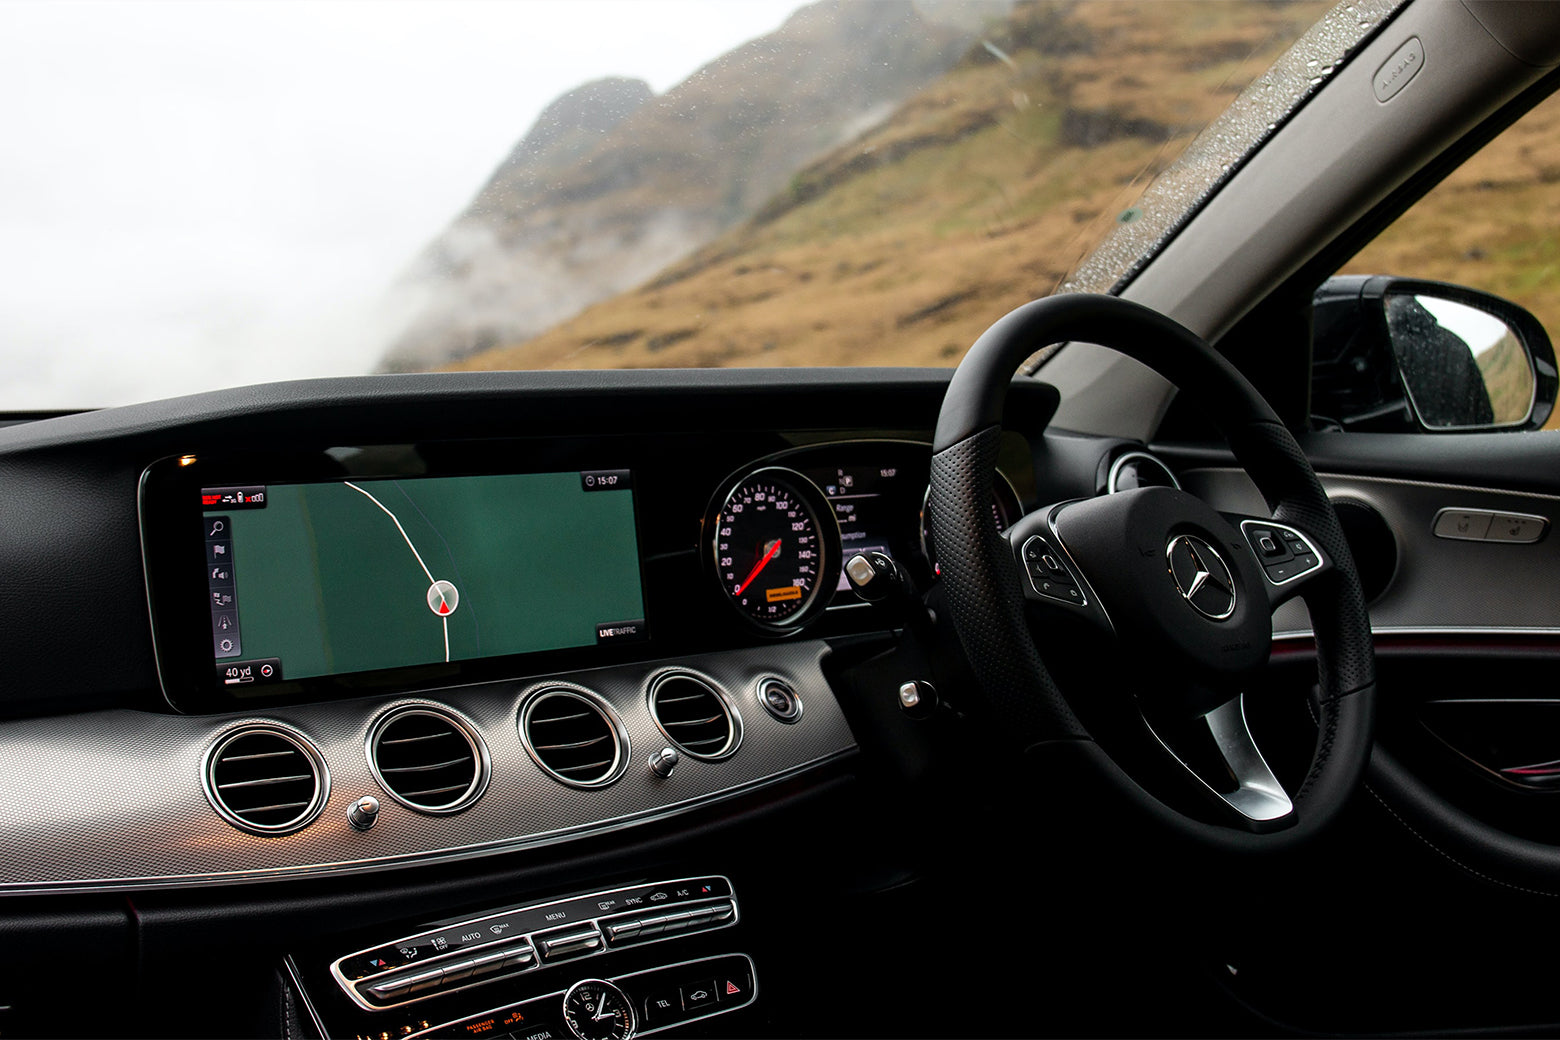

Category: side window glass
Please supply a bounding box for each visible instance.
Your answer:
[1311,91,1560,432]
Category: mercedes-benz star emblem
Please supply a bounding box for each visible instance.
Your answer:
[1166,535,1237,620]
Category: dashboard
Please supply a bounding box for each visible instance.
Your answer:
[2,367,1556,1038]
[0,369,1101,1038]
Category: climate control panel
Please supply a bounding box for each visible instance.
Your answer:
[332,877,738,1012]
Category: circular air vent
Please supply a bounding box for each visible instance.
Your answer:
[368,706,489,813]
[520,688,628,789]
[649,673,741,760]
[204,726,328,836]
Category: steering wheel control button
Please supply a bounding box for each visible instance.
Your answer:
[1237,519,1324,587]
[1166,535,1236,620]
[757,679,803,723]
[1021,535,1086,605]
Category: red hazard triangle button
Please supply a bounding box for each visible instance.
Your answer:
[725,981,740,996]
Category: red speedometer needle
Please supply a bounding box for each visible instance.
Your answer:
[736,539,782,595]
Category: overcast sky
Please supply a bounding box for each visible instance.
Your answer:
[0,0,804,408]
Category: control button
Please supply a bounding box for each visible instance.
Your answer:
[758,680,803,723]
[1293,553,1319,573]
[511,1024,563,1040]
[469,947,513,976]
[364,976,413,1003]
[341,950,404,979]
[1433,509,1494,541]
[717,973,753,1004]
[707,900,735,922]
[643,990,680,1025]
[439,959,475,985]
[403,966,445,995]
[1247,527,1293,563]
[534,926,603,962]
[499,945,535,972]
[636,913,668,937]
[681,980,718,1012]
[1264,561,1297,583]
[684,905,716,924]
[1488,514,1548,543]
[604,918,642,943]
[658,909,694,934]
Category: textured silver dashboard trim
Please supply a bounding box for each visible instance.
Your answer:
[365,703,492,814]
[0,642,857,894]
[0,748,855,896]
[518,684,631,789]
[202,723,331,836]
[645,668,743,761]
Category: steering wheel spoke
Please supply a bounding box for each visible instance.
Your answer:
[1143,693,1294,826]
[1227,515,1332,610]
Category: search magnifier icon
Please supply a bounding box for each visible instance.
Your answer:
[208,520,225,536]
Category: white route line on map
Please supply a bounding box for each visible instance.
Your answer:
[343,480,450,663]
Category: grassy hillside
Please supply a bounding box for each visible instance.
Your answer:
[447,0,1328,374]
[384,0,970,370]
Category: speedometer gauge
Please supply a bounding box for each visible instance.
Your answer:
[710,466,840,632]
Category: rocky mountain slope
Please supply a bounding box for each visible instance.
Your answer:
[381,0,973,371]
[443,0,1328,373]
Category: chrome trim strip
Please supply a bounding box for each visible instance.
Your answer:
[282,954,329,1040]
[1274,625,1560,641]
[0,747,855,895]
[202,724,331,836]
[331,875,737,1013]
[645,669,743,761]
[403,952,758,1040]
[366,702,492,814]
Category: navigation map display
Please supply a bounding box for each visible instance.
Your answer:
[201,470,645,690]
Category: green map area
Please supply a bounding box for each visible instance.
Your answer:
[219,473,643,680]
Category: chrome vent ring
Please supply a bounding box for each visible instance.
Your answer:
[520,687,629,788]
[648,672,741,760]
[204,725,329,836]
[368,705,489,814]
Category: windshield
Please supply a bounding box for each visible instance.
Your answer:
[0,0,1336,409]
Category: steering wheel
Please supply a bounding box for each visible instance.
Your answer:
[929,294,1376,851]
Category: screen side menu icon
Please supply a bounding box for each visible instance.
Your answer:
[207,516,241,659]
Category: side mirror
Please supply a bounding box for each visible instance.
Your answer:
[1311,275,1557,432]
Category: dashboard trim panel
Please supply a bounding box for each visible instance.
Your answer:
[0,642,856,895]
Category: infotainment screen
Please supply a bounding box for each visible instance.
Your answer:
[200,469,645,692]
